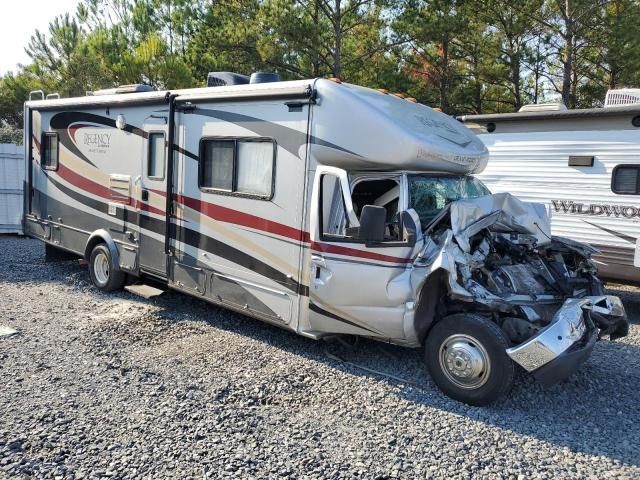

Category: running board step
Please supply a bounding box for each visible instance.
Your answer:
[125,283,166,299]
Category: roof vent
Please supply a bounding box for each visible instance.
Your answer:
[249,72,281,84]
[207,72,249,87]
[89,84,156,96]
[604,88,640,107]
[518,103,567,113]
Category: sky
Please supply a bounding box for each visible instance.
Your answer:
[0,0,81,75]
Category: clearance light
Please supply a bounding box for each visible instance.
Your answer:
[377,88,389,94]
[406,97,418,103]
[433,107,443,112]
[328,77,342,84]
[392,92,407,98]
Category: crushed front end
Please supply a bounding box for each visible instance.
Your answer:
[415,193,629,386]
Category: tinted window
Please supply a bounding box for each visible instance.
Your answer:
[147,133,166,179]
[201,140,234,191]
[200,139,274,198]
[612,165,640,195]
[42,133,59,170]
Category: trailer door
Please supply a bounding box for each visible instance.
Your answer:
[137,118,168,277]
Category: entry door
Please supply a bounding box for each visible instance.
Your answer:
[308,167,423,340]
[138,119,168,276]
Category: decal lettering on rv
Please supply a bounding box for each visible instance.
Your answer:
[552,200,640,219]
[83,133,111,147]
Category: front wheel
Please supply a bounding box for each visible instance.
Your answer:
[88,244,126,292]
[425,313,515,406]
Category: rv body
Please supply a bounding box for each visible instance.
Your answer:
[460,106,640,284]
[23,78,628,405]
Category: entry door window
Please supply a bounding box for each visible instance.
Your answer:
[147,132,166,180]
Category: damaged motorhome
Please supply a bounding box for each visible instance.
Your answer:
[23,75,628,405]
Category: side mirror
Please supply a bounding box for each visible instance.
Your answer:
[359,205,386,243]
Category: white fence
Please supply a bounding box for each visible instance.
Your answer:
[0,144,24,234]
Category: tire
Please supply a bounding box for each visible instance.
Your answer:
[88,243,126,292]
[425,313,515,406]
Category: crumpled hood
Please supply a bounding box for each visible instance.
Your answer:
[413,192,594,310]
[448,193,551,252]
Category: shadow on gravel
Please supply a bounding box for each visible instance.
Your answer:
[6,240,639,468]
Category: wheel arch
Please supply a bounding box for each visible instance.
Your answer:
[414,269,448,345]
[84,229,121,272]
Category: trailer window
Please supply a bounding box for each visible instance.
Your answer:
[42,132,59,171]
[199,138,275,198]
[147,133,166,180]
[612,165,640,195]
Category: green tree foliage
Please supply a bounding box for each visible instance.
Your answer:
[2,0,640,130]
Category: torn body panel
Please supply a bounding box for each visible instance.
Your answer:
[413,192,629,385]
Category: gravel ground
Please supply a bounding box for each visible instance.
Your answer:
[1,235,639,479]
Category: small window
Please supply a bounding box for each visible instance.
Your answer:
[199,138,274,198]
[612,165,640,195]
[320,174,350,239]
[147,132,166,180]
[42,132,59,170]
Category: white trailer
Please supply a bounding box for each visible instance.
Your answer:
[0,143,24,234]
[23,75,628,405]
[460,104,640,284]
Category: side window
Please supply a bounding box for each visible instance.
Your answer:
[236,141,273,196]
[320,174,350,239]
[200,138,274,198]
[612,165,640,195]
[351,178,401,240]
[147,132,166,180]
[42,132,59,171]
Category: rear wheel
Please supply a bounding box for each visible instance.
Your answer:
[88,244,126,292]
[425,313,515,406]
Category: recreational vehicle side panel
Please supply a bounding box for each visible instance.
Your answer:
[24,102,171,273]
[170,99,310,327]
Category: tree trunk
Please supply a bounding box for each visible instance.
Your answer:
[312,0,322,76]
[440,37,450,112]
[332,0,342,78]
[561,0,573,107]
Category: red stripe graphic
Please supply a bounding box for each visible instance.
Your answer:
[175,194,308,242]
[310,241,412,264]
[68,123,96,142]
[56,163,165,217]
[32,135,41,154]
[55,167,410,264]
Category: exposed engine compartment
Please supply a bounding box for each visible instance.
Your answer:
[415,193,629,363]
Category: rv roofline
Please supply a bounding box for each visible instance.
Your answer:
[24,79,317,111]
[458,104,640,123]
[174,83,313,104]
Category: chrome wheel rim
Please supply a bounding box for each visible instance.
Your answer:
[93,251,110,285]
[439,334,491,390]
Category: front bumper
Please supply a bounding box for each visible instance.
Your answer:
[505,296,628,385]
